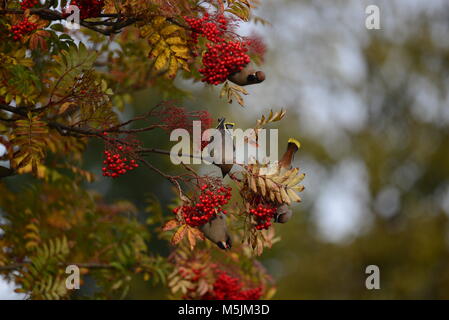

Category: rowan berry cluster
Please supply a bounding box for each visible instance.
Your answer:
[68,0,104,19]
[202,271,262,300]
[184,13,251,85]
[250,204,277,230]
[173,184,232,227]
[247,33,267,63]
[10,18,38,41]
[200,41,250,85]
[184,13,227,44]
[20,0,39,10]
[158,104,212,134]
[102,146,139,178]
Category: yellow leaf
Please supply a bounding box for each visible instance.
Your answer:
[140,25,154,38]
[149,41,167,58]
[153,48,170,71]
[166,56,179,79]
[171,45,191,60]
[166,37,186,45]
[161,24,181,36]
[147,33,161,45]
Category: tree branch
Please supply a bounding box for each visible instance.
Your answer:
[0,8,136,35]
[0,8,191,35]
[0,262,116,271]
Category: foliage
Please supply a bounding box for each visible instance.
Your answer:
[0,0,293,300]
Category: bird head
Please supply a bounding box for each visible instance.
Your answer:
[247,71,266,84]
[216,235,232,250]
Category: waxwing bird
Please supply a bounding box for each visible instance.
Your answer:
[228,64,266,86]
[279,138,301,170]
[275,138,301,223]
[200,214,232,250]
[210,118,235,177]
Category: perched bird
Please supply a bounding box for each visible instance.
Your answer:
[210,118,235,177]
[275,138,301,223]
[200,214,232,250]
[228,64,266,86]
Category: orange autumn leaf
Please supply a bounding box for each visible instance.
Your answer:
[186,226,205,250]
[171,224,187,245]
[162,219,179,231]
[187,227,196,250]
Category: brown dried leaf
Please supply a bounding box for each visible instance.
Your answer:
[258,176,266,196]
[287,188,302,203]
[280,187,291,205]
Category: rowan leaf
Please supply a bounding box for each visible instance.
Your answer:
[162,219,179,231]
[171,224,187,245]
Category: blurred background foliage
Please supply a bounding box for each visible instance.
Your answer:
[228,0,449,299]
[92,0,449,299]
[2,0,449,299]
[132,0,449,299]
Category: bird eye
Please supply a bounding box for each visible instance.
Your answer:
[247,74,257,82]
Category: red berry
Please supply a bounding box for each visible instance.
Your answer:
[10,17,38,41]
[101,148,138,178]
[174,184,232,227]
[20,0,39,10]
[66,0,104,19]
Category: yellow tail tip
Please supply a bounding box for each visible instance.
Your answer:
[225,122,235,127]
[288,138,301,149]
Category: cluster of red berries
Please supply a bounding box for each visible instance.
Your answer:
[20,0,39,10]
[200,41,250,85]
[10,18,38,41]
[173,184,232,227]
[202,271,262,300]
[68,0,104,19]
[247,33,267,62]
[184,13,251,85]
[184,13,227,44]
[250,204,277,230]
[159,105,212,134]
[102,146,139,178]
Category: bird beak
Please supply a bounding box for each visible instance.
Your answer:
[217,241,227,250]
[255,71,266,82]
[217,241,231,250]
